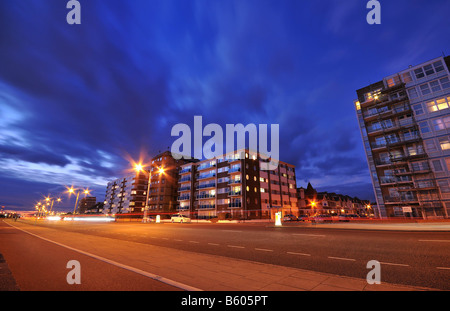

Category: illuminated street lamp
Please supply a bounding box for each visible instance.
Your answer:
[134,162,165,222]
[66,186,91,215]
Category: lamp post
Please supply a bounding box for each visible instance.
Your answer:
[134,163,165,223]
[66,186,90,216]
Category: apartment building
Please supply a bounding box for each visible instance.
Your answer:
[146,150,197,216]
[355,55,450,218]
[103,171,148,216]
[177,149,297,220]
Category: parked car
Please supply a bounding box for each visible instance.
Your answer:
[282,214,298,221]
[170,214,191,223]
[297,214,310,222]
[311,214,333,223]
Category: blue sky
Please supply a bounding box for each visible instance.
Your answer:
[1,0,449,211]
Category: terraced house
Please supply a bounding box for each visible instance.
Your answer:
[355,55,450,218]
[177,149,297,220]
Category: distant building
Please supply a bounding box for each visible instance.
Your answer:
[297,183,372,216]
[355,55,450,218]
[77,196,96,214]
[102,150,195,218]
[103,172,148,216]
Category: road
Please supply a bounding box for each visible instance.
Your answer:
[1,219,449,290]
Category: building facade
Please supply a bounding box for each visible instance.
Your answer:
[77,196,96,214]
[297,183,372,216]
[177,149,297,220]
[103,171,148,216]
[355,55,450,218]
[146,150,197,216]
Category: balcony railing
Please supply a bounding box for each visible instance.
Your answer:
[179,176,191,182]
[198,204,215,210]
[197,193,216,199]
[228,191,242,196]
[229,202,242,208]
[371,135,421,149]
[228,179,242,185]
[379,176,412,184]
[197,182,216,189]
[197,162,216,171]
[197,173,216,180]
[228,166,241,173]
[178,195,190,201]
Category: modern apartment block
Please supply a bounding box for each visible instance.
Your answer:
[103,171,148,216]
[355,55,450,218]
[177,149,297,220]
[147,150,197,215]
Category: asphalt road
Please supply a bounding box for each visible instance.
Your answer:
[2,219,449,290]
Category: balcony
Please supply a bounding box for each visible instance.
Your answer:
[179,168,191,174]
[228,179,242,185]
[198,204,215,210]
[178,195,190,201]
[179,176,191,183]
[197,162,216,171]
[197,182,216,189]
[371,135,421,150]
[228,191,242,196]
[229,202,242,208]
[197,193,216,199]
[178,186,191,192]
[228,166,241,173]
[197,173,216,180]
[379,176,412,185]
[367,119,416,136]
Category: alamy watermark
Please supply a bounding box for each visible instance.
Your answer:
[170,116,280,170]
[366,0,381,25]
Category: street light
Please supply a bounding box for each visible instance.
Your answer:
[134,162,165,222]
[66,186,91,216]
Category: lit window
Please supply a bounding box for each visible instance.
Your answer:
[439,138,450,150]
[402,72,413,83]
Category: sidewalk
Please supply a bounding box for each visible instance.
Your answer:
[276,221,450,231]
[7,220,436,291]
[0,253,20,291]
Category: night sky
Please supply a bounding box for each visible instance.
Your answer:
[1,0,449,212]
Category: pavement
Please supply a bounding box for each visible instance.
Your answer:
[1,220,439,291]
[0,253,20,291]
[275,221,450,231]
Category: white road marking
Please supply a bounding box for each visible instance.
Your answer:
[207,243,220,246]
[286,252,311,256]
[380,261,410,267]
[189,240,199,243]
[437,267,450,270]
[328,256,356,262]
[292,233,325,237]
[221,230,242,233]
[227,245,245,249]
[419,240,450,243]
[254,248,274,252]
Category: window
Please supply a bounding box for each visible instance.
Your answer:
[439,137,450,150]
[425,140,438,153]
[430,80,442,92]
[414,68,425,79]
[408,88,418,99]
[432,119,445,131]
[260,188,265,193]
[446,158,450,171]
[420,84,431,95]
[440,77,450,89]
[424,64,435,76]
[412,104,424,115]
[432,160,443,172]
[418,121,431,134]
[433,61,445,73]
[437,180,450,193]
[402,72,413,83]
